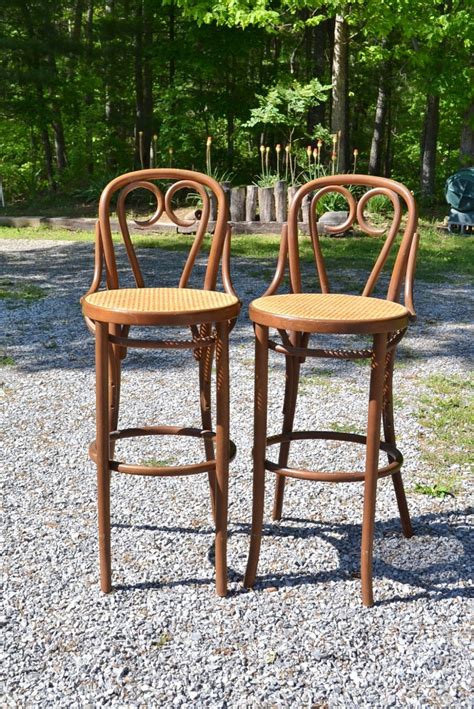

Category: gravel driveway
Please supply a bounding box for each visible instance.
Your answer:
[2,237,472,707]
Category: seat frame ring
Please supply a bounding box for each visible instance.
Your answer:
[89,425,237,477]
[263,430,403,482]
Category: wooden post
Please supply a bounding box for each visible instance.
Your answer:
[246,185,258,222]
[258,187,275,222]
[230,187,246,222]
[302,193,312,224]
[288,186,302,222]
[220,181,231,220]
[209,192,217,221]
[274,180,287,223]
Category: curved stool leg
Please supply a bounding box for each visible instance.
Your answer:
[272,354,301,520]
[383,351,413,538]
[199,342,217,521]
[244,323,269,589]
[214,321,230,596]
[361,333,387,607]
[96,322,112,593]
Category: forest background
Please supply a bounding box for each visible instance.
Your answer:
[1,0,472,210]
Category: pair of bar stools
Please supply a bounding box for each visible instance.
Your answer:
[82,169,419,606]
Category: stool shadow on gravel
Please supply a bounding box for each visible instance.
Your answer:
[232,508,473,604]
[110,509,472,601]
[111,522,243,592]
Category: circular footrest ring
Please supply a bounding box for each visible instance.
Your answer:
[89,425,237,477]
[264,430,403,482]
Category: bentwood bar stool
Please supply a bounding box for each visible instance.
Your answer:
[244,175,419,606]
[82,169,240,595]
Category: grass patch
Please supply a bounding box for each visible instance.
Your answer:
[1,221,472,282]
[141,457,176,468]
[328,421,354,434]
[0,279,47,305]
[415,373,473,496]
[414,482,455,499]
[299,369,335,394]
[0,354,16,366]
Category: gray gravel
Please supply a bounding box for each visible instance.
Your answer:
[1,237,473,707]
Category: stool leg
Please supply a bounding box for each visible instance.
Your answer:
[199,343,217,521]
[108,343,121,459]
[361,333,387,607]
[383,351,413,538]
[96,321,112,593]
[273,354,301,520]
[244,323,269,589]
[214,321,230,596]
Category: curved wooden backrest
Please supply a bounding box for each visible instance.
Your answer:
[286,175,419,314]
[90,169,229,293]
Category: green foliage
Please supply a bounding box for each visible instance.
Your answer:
[244,79,331,140]
[0,0,470,204]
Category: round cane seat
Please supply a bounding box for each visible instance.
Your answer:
[249,292,409,334]
[83,287,241,326]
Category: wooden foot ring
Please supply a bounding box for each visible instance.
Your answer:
[89,425,236,476]
[264,430,403,482]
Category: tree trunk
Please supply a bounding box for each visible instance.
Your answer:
[134,0,145,168]
[384,100,394,177]
[168,1,175,86]
[40,127,56,190]
[52,119,68,170]
[460,102,474,166]
[307,21,328,132]
[368,75,388,175]
[142,0,153,168]
[331,14,349,172]
[420,93,440,200]
[85,0,94,175]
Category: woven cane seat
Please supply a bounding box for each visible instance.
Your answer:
[249,293,409,334]
[83,287,241,326]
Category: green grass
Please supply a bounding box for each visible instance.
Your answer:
[0,278,47,305]
[1,222,472,282]
[141,457,176,468]
[328,421,354,434]
[0,354,16,366]
[415,373,473,496]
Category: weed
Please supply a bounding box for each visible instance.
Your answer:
[299,369,334,394]
[152,631,172,648]
[141,457,175,468]
[414,483,455,499]
[0,279,47,305]
[328,421,354,434]
[0,354,16,366]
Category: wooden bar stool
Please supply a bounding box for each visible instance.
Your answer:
[81,169,241,596]
[244,175,419,606]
